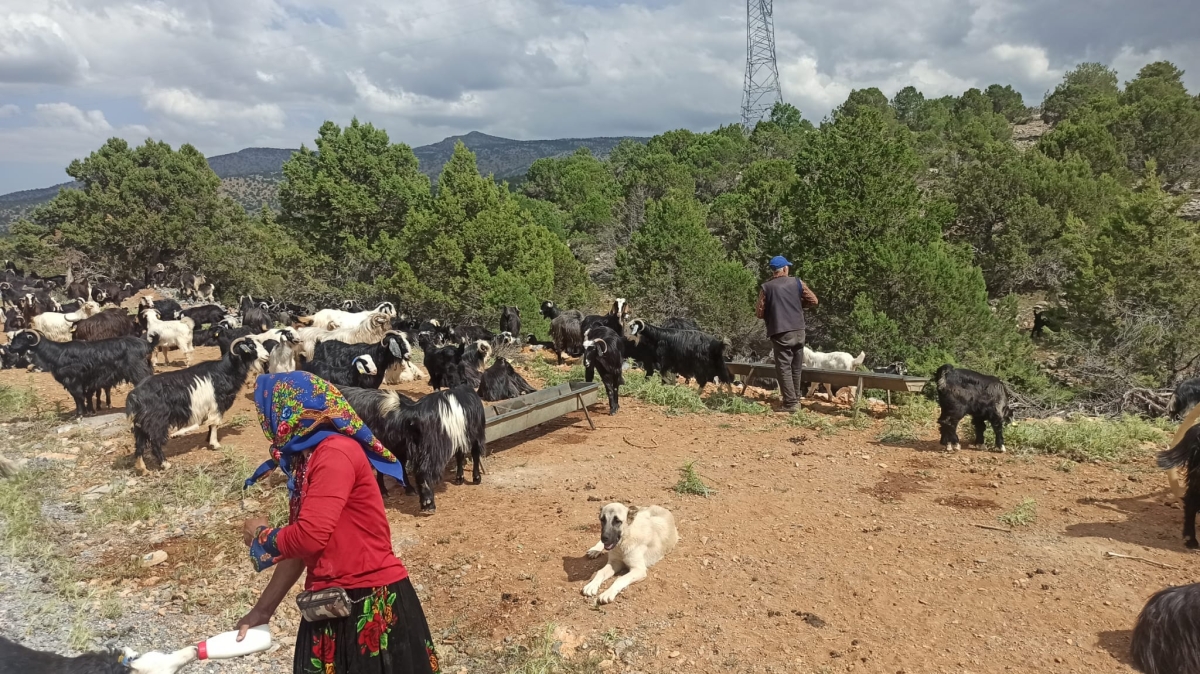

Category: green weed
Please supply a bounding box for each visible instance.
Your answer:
[525,360,586,387]
[1000,415,1172,462]
[997,498,1037,527]
[0,382,38,421]
[673,461,715,497]
[503,623,604,674]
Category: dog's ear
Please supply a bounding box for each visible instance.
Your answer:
[625,505,639,524]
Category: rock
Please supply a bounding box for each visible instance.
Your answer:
[669,651,680,659]
[241,499,260,510]
[87,484,114,495]
[599,659,614,670]
[142,550,169,568]
[35,452,78,462]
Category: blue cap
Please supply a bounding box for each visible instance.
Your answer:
[768,256,792,270]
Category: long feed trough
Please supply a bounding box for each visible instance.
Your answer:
[484,381,599,443]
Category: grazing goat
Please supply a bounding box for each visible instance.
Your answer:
[500,306,522,337]
[141,308,194,366]
[934,364,1011,453]
[181,304,227,329]
[581,298,632,336]
[1130,582,1200,674]
[126,337,269,472]
[626,319,733,393]
[584,327,625,415]
[72,309,140,340]
[542,301,584,364]
[803,346,866,398]
[8,330,153,418]
[340,385,487,514]
[304,331,411,389]
[31,301,101,342]
[1168,377,1200,422]
[1158,425,1200,548]
[478,358,536,402]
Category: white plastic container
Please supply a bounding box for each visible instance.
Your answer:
[196,625,272,660]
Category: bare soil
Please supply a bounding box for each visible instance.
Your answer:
[0,332,1186,673]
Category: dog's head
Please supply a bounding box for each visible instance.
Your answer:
[598,502,639,551]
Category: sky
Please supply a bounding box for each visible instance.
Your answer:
[0,0,1198,194]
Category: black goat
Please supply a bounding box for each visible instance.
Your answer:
[0,635,163,674]
[526,334,556,351]
[8,330,154,417]
[1158,425,1200,548]
[215,324,255,355]
[181,304,227,329]
[126,337,268,472]
[340,385,487,514]
[933,364,1012,453]
[626,319,732,393]
[0,344,33,370]
[422,342,462,390]
[583,327,624,415]
[451,324,494,344]
[1168,377,1200,422]
[1130,582,1200,674]
[581,298,631,336]
[303,331,411,389]
[144,262,167,287]
[139,296,182,321]
[872,362,909,376]
[4,306,26,333]
[241,302,272,333]
[478,358,536,402]
[72,309,138,342]
[661,316,700,331]
[542,301,584,364]
[500,306,521,337]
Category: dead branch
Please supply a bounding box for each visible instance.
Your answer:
[973,523,1012,533]
[623,435,659,449]
[1105,551,1178,570]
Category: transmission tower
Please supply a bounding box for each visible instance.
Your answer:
[741,0,782,128]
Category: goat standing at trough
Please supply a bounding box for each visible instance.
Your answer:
[934,364,1012,453]
[126,336,269,473]
[584,327,625,415]
[303,331,411,389]
[626,319,733,393]
[581,298,632,335]
[500,306,521,338]
[478,358,536,402]
[1130,582,1200,674]
[340,384,487,514]
[541,300,584,364]
[8,330,153,418]
[802,346,866,398]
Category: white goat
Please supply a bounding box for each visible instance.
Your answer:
[301,302,396,331]
[803,346,866,399]
[143,308,194,366]
[246,328,299,378]
[316,312,393,347]
[384,359,426,384]
[31,301,102,342]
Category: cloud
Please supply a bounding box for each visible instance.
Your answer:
[143,88,286,129]
[0,0,1199,193]
[0,104,19,118]
[34,103,112,133]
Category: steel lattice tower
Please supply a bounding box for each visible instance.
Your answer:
[741,0,782,127]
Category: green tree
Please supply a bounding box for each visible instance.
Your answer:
[1112,61,1200,185]
[1042,62,1120,123]
[522,148,620,239]
[891,86,926,128]
[984,84,1028,122]
[278,119,430,281]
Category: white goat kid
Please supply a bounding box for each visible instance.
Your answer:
[143,308,195,366]
[803,346,866,399]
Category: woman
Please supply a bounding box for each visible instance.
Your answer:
[236,371,439,674]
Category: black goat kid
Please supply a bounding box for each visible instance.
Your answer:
[933,364,1012,453]
[1130,582,1200,674]
[127,337,269,473]
[583,327,624,415]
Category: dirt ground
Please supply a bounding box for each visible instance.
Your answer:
[0,327,1190,674]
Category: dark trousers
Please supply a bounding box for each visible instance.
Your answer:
[771,329,805,407]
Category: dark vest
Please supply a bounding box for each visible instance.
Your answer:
[762,275,806,337]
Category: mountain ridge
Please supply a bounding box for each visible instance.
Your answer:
[0,132,648,227]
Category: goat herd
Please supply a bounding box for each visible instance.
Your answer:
[8,262,1200,672]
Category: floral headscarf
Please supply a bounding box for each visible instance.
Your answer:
[243,372,405,500]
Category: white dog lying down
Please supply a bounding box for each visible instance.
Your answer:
[582,502,678,604]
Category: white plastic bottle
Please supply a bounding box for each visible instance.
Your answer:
[196,625,273,660]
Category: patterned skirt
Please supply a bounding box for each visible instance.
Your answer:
[294,578,440,674]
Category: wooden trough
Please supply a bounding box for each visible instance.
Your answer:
[484,381,600,443]
[724,362,929,404]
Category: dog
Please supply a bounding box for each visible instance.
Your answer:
[582,502,678,604]
[0,635,197,674]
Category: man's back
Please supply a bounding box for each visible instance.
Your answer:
[761,275,806,337]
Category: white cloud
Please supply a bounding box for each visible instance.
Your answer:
[0,13,89,84]
[990,44,1060,87]
[143,88,285,129]
[0,104,19,118]
[346,70,484,121]
[34,103,112,133]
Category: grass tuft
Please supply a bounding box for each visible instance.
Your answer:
[704,392,771,415]
[784,408,839,435]
[1000,415,1172,462]
[0,382,39,421]
[673,461,714,497]
[997,498,1037,527]
[525,360,586,387]
[503,623,604,674]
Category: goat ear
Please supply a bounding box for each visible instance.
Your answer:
[356,360,368,374]
[388,338,404,358]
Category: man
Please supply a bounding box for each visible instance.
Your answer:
[756,256,818,413]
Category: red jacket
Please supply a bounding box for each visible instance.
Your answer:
[276,435,408,591]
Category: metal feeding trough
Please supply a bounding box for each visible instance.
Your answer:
[483,381,600,443]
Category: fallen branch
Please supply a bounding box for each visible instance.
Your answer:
[973,523,1012,533]
[623,435,659,449]
[1105,551,1178,570]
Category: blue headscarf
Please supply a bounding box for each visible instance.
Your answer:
[243,372,405,497]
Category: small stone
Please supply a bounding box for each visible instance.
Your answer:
[142,550,169,568]
[669,651,680,659]
[599,659,614,670]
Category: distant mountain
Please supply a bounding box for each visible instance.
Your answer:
[0,133,648,228]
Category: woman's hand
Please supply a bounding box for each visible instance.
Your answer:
[234,605,274,641]
[242,516,269,546]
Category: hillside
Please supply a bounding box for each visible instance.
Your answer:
[0,133,647,227]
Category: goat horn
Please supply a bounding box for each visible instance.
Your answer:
[595,340,608,355]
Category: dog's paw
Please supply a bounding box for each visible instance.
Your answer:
[598,589,619,604]
[586,549,603,559]
[582,582,600,597]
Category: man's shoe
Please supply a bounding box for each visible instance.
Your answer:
[779,404,799,414]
